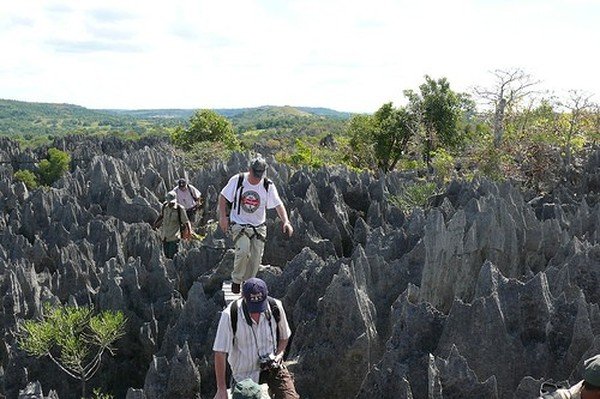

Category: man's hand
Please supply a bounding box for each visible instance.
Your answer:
[213,387,228,399]
[273,352,284,366]
[282,221,293,237]
[219,216,229,233]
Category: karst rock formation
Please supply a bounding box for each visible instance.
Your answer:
[1,136,600,399]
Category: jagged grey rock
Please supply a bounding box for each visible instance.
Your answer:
[2,137,600,398]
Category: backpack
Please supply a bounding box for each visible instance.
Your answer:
[153,202,185,232]
[230,297,280,345]
[228,173,271,216]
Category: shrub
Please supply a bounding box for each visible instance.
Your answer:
[14,169,39,189]
[388,181,438,214]
[431,148,455,183]
[171,109,240,151]
[38,147,71,186]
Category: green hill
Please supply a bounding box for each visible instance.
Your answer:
[0,99,353,146]
[0,99,177,142]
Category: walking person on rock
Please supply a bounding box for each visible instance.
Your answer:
[212,278,300,399]
[153,192,192,259]
[218,157,293,294]
[171,177,203,224]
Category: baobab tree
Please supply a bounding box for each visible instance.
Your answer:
[475,68,540,147]
[562,90,594,168]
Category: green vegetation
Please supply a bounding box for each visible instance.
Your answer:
[171,109,240,151]
[91,388,115,399]
[3,71,599,195]
[14,169,39,189]
[387,181,439,214]
[171,109,242,167]
[0,99,175,146]
[12,147,71,189]
[404,76,470,168]
[38,148,71,186]
[347,103,418,172]
[17,304,126,398]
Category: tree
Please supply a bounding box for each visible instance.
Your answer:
[38,147,71,186]
[404,76,466,169]
[562,90,594,168]
[474,69,539,147]
[171,109,239,151]
[347,114,377,170]
[347,103,417,173]
[17,304,126,398]
[372,103,418,172]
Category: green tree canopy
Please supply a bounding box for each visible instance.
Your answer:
[404,76,467,167]
[347,103,417,172]
[38,147,71,186]
[171,109,240,151]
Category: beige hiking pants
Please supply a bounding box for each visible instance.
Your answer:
[230,223,267,284]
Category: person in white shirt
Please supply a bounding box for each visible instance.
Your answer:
[212,278,299,399]
[218,157,293,294]
[171,178,202,223]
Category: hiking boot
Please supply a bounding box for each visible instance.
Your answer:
[231,282,240,294]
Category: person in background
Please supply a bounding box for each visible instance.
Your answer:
[172,177,202,224]
[212,278,299,399]
[154,192,191,259]
[218,157,293,294]
[539,354,600,399]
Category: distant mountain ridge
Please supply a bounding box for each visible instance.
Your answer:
[105,104,353,120]
[0,98,353,140]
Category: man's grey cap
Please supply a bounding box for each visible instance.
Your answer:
[250,156,267,177]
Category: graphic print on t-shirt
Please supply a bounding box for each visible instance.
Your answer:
[241,190,261,213]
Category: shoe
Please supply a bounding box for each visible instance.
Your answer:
[231,283,240,294]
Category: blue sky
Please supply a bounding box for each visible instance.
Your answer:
[1,0,598,113]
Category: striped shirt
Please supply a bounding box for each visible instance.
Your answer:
[539,381,582,399]
[213,298,292,383]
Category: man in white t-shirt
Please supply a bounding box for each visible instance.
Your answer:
[218,157,293,294]
[171,178,202,223]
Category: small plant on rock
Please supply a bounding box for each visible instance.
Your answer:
[388,181,439,214]
[17,304,126,398]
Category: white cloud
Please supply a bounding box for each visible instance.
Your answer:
[1,0,598,112]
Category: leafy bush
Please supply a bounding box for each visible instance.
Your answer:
[431,148,455,183]
[38,148,71,186]
[183,140,235,169]
[91,388,114,399]
[17,304,126,398]
[171,109,240,151]
[388,181,438,214]
[14,169,39,189]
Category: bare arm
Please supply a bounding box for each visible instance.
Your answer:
[213,351,228,399]
[218,194,229,233]
[273,337,289,366]
[275,204,293,237]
